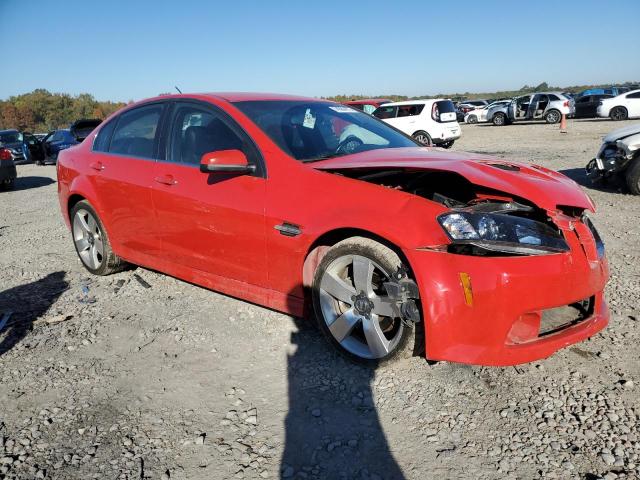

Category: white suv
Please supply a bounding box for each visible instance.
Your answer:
[597,90,640,121]
[373,99,461,148]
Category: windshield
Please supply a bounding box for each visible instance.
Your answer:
[0,131,22,144]
[233,100,418,162]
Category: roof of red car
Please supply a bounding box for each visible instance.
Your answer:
[343,98,392,105]
[204,92,328,102]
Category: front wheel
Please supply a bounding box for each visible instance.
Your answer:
[312,237,423,366]
[492,113,506,126]
[545,109,561,124]
[412,130,432,146]
[626,157,640,195]
[610,106,628,121]
[70,200,128,275]
[466,115,478,124]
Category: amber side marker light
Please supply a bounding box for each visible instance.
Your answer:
[459,273,474,306]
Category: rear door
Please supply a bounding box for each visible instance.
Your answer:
[574,96,591,118]
[89,103,165,258]
[151,100,267,287]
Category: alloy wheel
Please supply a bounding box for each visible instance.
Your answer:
[318,254,404,359]
[73,209,105,270]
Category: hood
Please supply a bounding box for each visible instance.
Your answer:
[311,147,594,212]
[603,123,640,143]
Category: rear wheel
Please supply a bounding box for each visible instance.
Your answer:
[545,109,561,124]
[492,113,506,126]
[412,131,432,146]
[70,200,127,275]
[626,157,640,195]
[312,237,424,366]
[1,178,15,190]
[610,106,628,121]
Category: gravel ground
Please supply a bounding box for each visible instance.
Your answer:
[0,118,639,480]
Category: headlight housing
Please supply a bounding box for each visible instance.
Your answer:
[582,214,605,258]
[438,212,569,256]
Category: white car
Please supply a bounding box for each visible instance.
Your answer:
[597,89,640,121]
[373,99,461,148]
[464,100,511,124]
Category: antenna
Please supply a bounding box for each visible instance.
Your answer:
[175,86,182,94]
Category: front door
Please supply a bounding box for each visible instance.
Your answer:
[152,101,267,287]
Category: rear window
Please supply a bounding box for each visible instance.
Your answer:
[108,104,163,159]
[433,101,456,122]
[547,94,561,101]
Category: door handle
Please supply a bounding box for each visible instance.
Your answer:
[89,161,104,171]
[154,174,177,186]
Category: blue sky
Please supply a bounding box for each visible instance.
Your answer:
[1,0,639,102]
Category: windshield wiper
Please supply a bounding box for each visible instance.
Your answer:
[302,152,344,163]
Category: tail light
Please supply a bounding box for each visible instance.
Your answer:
[0,148,11,160]
[563,101,569,107]
[431,103,440,121]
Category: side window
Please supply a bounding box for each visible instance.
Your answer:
[93,119,117,152]
[349,104,365,111]
[397,104,425,117]
[627,92,640,99]
[168,104,248,166]
[547,94,560,101]
[109,104,163,159]
[373,106,397,119]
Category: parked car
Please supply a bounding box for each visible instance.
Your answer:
[577,87,629,98]
[342,99,391,114]
[458,100,489,112]
[464,100,511,124]
[0,129,32,164]
[573,94,613,118]
[0,147,17,189]
[57,92,609,366]
[373,99,460,147]
[596,90,640,121]
[586,124,640,194]
[41,119,102,164]
[486,92,574,126]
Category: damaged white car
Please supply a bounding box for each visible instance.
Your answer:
[586,124,640,194]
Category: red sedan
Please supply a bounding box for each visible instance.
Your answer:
[57,93,609,366]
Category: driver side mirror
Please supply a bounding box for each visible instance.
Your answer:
[200,149,256,174]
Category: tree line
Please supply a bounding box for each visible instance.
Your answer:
[0,89,127,133]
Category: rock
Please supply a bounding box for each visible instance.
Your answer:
[601,453,616,465]
[311,409,322,418]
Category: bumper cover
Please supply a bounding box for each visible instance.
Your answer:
[407,243,609,366]
[0,163,17,181]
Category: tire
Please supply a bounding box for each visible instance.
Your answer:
[545,109,561,124]
[610,106,628,121]
[412,130,432,146]
[625,157,640,195]
[440,140,455,149]
[312,237,424,366]
[466,115,478,124]
[70,200,127,275]
[1,178,15,190]
[492,113,506,126]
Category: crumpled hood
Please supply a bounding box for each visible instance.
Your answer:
[312,147,594,212]
[603,123,640,143]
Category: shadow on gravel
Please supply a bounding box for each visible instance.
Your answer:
[10,176,55,191]
[0,271,68,357]
[280,311,405,479]
[559,167,629,195]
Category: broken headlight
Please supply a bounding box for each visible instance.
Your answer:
[582,214,605,258]
[438,212,569,255]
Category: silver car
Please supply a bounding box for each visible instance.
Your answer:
[486,92,574,126]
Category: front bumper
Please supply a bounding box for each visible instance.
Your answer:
[406,236,609,366]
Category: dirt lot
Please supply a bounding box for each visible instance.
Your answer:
[1,119,639,480]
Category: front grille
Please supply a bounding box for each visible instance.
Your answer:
[539,297,594,337]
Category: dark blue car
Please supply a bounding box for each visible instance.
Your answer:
[41,129,77,164]
[40,119,102,164]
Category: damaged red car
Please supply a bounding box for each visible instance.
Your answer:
[57,93,609,366]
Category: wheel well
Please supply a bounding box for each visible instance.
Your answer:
[612,105,627,112]
[67,194,86,216]
[302,228,413,289]
[412,130,430,137]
